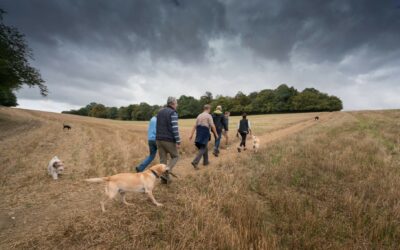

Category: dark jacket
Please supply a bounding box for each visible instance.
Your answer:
[238,119,249,133]
[212,111,227,133]
[156,106,181,144]
[195,125,210,149]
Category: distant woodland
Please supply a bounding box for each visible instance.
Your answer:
[62,84,342,121]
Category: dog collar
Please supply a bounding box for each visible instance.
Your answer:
[151,170,160,178]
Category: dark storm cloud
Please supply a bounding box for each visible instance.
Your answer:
[226,0,400,62]
[2,0,229,106]
[2,0,228,62]
[5,0,398,64]
[1,0,400,110]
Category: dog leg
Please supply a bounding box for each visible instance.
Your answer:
[52,172,58,180]
[100,200,107,212]
[146,190,163,207]
[120,192,135,206]
[101,184,118,212]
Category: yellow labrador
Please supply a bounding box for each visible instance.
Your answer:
[85,164,168,212]
[252,135,260,152]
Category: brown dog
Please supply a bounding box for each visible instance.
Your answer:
[85,164,168,212]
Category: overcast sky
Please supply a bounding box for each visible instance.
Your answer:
[2,0,400,112]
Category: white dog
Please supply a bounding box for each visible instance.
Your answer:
[48,156,64,180]
[252,135,260,152]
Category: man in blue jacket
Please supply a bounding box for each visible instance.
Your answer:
[156,96,180,184]
[135,115,157,172]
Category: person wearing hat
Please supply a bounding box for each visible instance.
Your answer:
[211,105,228,157]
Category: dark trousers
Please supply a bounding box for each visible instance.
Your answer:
[239,132,247,147]
[193,143,209,165]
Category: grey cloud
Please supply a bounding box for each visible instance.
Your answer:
[2,0,400,110]
[2,0,227,62]
[226,0,400,62]
[4,0,399,66]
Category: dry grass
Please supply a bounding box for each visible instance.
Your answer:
[1,107,399,249]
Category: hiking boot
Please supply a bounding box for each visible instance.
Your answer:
[191,162,199,170]
[237,147,241,153]
[135,167,140,173]
[213,151,219,157]
[160,173,170,184]
[203,162,210,166]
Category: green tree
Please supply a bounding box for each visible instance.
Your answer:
[76,106,89,116]
[230,91,251,115]
[177,95,201,118]
[117,106,130,120]
[128,104,139,120]
[0,87,17,106]
[291,88,342,112]
[273,84,298,112]
[200,91,213,107]
[292,91,321,111]
[106,107,118,119]
[234,91,251,106]
[251,89,275,113]
[327,96,343,111]
[211,95,234,113]
[89,103,107,118]
[151,105,161,116]
[85,102,98,115]
[133,102,153,121]
[0,9,46,106]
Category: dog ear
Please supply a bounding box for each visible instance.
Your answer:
[53,162,59,168]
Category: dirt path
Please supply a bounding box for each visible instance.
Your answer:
[172,112,335,178]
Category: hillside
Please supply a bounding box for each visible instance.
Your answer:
[0,107,399,249]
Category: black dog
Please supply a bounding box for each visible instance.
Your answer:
[63,123,72,130]
[314,116,319,121]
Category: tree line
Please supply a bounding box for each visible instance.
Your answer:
[62,84,343,120]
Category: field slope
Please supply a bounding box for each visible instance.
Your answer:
[0,107,399,249]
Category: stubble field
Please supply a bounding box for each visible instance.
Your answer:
[0,107,399,249]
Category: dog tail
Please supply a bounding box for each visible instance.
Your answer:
[85,177,110,183]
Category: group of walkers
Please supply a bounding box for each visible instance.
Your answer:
[135,96,251,184]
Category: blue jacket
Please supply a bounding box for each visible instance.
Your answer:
[147,116,157,141]
[195,125,210,148]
